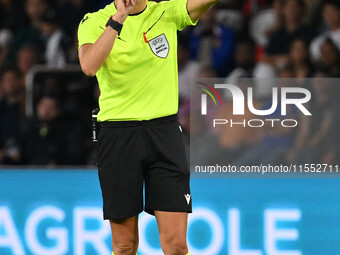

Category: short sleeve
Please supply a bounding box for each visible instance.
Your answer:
[167,0,198,31]
[77,13,101,50]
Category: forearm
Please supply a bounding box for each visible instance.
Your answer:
[79,14,126,77]
[80,28,118,76]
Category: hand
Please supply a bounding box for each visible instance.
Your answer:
[114,0,136,23]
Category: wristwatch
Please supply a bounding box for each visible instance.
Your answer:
[106,16,123,34]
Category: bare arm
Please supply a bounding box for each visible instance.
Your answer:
[187,0,219,22]
[78,0,135,77]
[79,23,120,77]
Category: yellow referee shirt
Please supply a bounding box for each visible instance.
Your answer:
[78,0,197,121]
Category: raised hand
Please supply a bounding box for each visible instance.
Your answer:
[114,0,136,23]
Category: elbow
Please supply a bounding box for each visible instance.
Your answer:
[80,62,97,77]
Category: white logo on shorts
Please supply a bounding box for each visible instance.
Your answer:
[148,34,169,58]
[184,194,191,205]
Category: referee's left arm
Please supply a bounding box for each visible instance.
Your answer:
[187,0,220,22]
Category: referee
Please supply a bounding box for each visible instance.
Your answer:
[78,0,218,254]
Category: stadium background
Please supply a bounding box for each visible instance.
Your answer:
[1,0,340,254]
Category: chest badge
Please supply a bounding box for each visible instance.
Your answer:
[148,34,169,59]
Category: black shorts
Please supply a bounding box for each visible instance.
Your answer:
[97,114,192,220]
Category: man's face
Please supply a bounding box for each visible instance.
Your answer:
[25,0,47,21]
[289,39,307,63]
[17,48,37,74]
[1,71,21,97]
[283,0,302,24]
[37,98,60,122]
[321,42,339,67]
[322,4,340,29]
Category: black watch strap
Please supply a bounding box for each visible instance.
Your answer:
[106,16,123,34]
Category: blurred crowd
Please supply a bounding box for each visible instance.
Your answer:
[180,0,340,166]
[0,0,339,166]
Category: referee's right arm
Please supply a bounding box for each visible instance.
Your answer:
[78,0,135,77]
